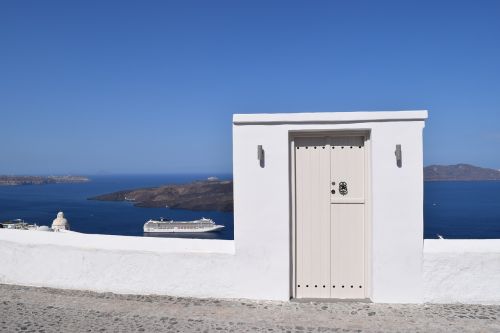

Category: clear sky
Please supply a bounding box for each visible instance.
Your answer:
[1,0,499,175]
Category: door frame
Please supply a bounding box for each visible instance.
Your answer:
[289,130,372,300]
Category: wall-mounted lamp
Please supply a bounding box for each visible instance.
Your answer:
[395,144,402,168]
[257,145,265,168]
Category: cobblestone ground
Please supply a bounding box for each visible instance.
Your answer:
[1,284,499,333]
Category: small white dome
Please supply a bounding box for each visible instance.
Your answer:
[52,211,70,231]
[37,225,52,232]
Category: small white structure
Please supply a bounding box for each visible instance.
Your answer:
[51,212,70,231]
[233,111,427,302]
[36,225,53,232]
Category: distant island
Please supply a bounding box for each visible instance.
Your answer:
[424,164,500,181]
[0,175,90,186]
[88,164,500,212]
[89,179,233,212]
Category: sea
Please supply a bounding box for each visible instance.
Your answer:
[424,181,500,239]
[0,175,234,240]
[0,176,499,239]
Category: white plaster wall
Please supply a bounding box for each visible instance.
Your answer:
[369,122,424,303]
[0,229,240,298]
[233,111,427,303]
[424,239,500,304]
[0,229,293,300]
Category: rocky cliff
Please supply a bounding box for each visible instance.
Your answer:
[89,180,233,212]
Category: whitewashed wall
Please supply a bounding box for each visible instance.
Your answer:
[0,229,295,300]
[0,111,430,303]
[233,111,427,303]
[0,230,237,298]
[424,239,500,304]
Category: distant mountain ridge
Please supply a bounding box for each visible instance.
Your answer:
[0,175,89,186]
[424,164,500,181]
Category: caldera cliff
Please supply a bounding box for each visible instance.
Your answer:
[89,180,233,212]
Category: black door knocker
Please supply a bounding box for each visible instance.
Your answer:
[339,181,348,196]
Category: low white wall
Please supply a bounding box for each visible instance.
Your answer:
[424,239,500,304]
[0,229,235,254]
[4,231,500,304]
[0,229,241,298]
[0,226,296,300]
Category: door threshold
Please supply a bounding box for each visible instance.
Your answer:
[291,298,372,303]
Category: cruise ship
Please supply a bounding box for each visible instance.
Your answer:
[1,219,35,230]
[143,217,225,233]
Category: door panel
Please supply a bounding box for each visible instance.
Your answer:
[295,135,366,299]
[331,204,365,298]
[330,136,365,298]
[295,137,331,298]
[330,136,365,203]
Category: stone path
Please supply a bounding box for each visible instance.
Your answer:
[1,284,499,332]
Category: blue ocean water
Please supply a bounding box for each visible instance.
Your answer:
[424,181,500,239]
[0,175,234,240]
[1,177,499,239]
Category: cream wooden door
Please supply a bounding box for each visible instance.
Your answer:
[295,135,366,299]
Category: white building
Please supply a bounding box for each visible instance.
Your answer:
[233,111,426,302]
[51,211,70,231]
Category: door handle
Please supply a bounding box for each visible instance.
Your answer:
[339,181,348,196]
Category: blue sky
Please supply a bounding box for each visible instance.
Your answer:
[1,0,499,174]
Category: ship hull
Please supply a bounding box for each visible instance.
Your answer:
[143,225,225,233]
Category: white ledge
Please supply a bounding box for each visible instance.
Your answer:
[233,110,428,125]
[424,239,500,253]
[0,229,235,254]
